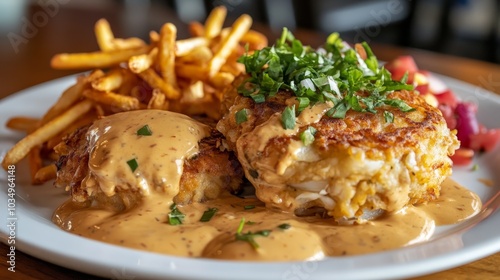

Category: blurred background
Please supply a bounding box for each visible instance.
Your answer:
[1,0,497,60]
[0,0,498,95]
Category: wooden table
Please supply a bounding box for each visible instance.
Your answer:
[1,3,499,280]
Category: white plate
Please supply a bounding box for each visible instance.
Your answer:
[1,74,499,280]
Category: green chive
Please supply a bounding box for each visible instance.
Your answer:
[200,208,218,222]
[471,164,479,171]
[168,203,185,225]
[282,105,296,129]
[244,205,255,210]
[235,218,271,249]
[235,109,248,125]
[126,158,138,172]
[136,125,152,136]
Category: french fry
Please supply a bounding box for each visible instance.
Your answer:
[177,46,212,65]
[147,89,167,110]
[28,145,43,184]
[188,21,204,37]
[175,64,208,81]
[181,81,205,102]
[33,164,57,185]
[46,110,96,150]
[149,30,160,43]
[1,100,93,170]
[208,14,252,77]
[51,45,151,70]
[138,68,180,99]
[83,89,140,111]
[128,48,158,73]
[111,37,146,50]
[210,72,235,88]
[95,18,115,52]
[175,37,208,56]
[92,68,124,92]
[158,23,178,87]
[40,70,104,125]
[6,117,40,132]
[241,30,268,50]
[204,6,227,39]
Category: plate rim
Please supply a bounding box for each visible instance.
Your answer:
[1,74,499,280]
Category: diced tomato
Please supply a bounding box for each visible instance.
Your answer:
[415,84,429,95]
[469,129,500,152]
[434,89,458,109]
[450,148,474,165]
[385,56,419,81]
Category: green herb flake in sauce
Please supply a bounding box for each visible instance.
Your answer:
[126,158,138,172]
[237,28,415,120]
[137,125,152,136]
[471,164,479,171]
[244,205,255,210]
[200,208,218,222]
[168,203,185,225]
[235,109,248,125]
[300,126,317,146]
[235,218,271,249]
[278,223,291,230]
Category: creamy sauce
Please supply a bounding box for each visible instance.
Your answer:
[53,177,481,261]
[80,110,210,202]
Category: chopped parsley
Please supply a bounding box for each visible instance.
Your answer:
[235,109,248,124]
[237,28,414,123]
[384,111,394,123]
[235,218,271,249]
[136,124,152,136]
[282,105,296,129]
[300,126,317,146]
[244,205,255,210]
[126,158,138,172]
[168,203,185,225]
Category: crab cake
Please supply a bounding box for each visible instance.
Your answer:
[217,31,459,222]
[55,110,243,211]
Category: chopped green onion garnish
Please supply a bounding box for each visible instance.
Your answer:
[237,29,415,121]
[235,218,271,249]
[300,126,317,146]
[136,124,152,136]
[471,164,479,171]
[278,223,291,229]
[282,105,296,129]
[235,109,248,125]
[168,203,185,225]
[384,111,394,123]
[126,158,138,172]
[244,205,255,210]
[200,208,218,222]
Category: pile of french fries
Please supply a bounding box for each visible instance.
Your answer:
[1,6,267,184]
